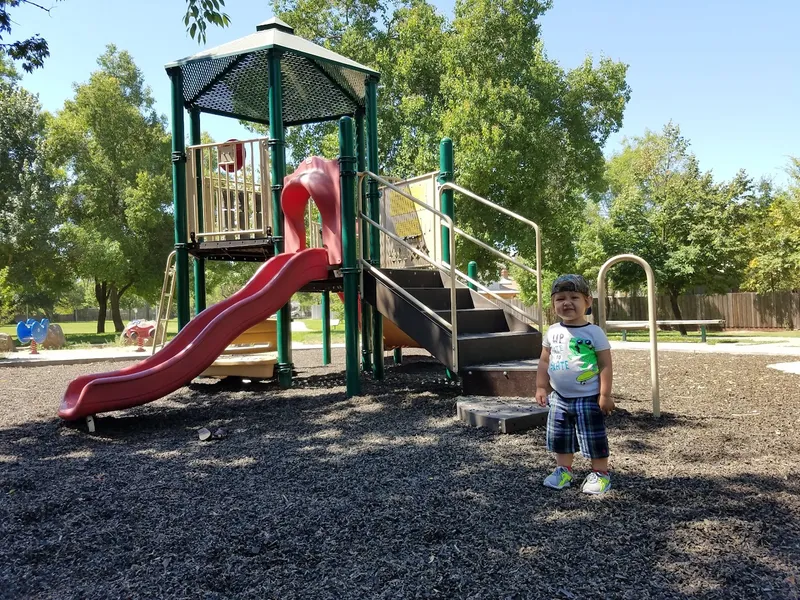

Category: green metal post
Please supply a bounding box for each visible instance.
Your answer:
[366,76,384,380]
[393,348,402,365]
[356,109,372,372]
[322,291,331,365]
[468,261,478,290]
[438,138,454,266]
[268,49,292,388]
[189,106,206,315]
[339,117,361,396]
[320,212,332,365]
[169,68,190,330]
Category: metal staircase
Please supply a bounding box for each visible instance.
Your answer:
[363,267,542,395]
[360,171,544,397]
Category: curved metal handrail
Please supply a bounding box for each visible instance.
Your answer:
[437,181,543,332]
[597,254,660,417]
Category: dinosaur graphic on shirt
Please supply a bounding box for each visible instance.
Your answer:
[568,337,599,384]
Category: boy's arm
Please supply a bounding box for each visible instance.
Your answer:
[596,349,614,414]
[535,347,551,406]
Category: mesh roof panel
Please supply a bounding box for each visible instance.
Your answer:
[168,21,377,126]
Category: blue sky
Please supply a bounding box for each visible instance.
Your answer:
[12,0,800,185]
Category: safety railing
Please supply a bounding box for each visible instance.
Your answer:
[359,171,459,372]
[185,137,271,242]
[437,181,543,332]
[359,170,546,371]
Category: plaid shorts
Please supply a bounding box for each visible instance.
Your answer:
[546,392,609,459]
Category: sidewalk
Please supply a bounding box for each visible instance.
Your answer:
[5,338,800,368]
[0,342,347,368]
[610,339,800,356]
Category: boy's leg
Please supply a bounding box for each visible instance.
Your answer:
[575,395,612,494]
[557,453,574,469]
[544,393,579,489]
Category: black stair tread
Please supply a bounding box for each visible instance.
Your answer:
[464,358,540,371]
[457,331,538,340]
[434,308,505,315]
[378,268,444,288]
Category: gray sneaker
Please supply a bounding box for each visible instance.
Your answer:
[581,472,611,495]
[543,466,574,489]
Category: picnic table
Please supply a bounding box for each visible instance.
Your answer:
[605,319,725,343]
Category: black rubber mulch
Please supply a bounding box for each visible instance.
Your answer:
[1,349,799,599]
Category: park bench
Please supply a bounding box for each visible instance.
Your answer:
[605,319,725,343]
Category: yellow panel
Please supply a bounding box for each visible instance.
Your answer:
[229,319,277,346]
[395,219,423,238]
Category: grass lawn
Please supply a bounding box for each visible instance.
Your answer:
[3,319,796,349]
[1,319,345,348]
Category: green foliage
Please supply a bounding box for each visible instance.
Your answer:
[743,159,800,293]
[272,0,630,289]
[1,1,229,72]
[0,0,51,72]
[0,266,15,322]
[184,0,231,43]
[0,59,68,316]
[49,46,173,331]
[585,122,757,327]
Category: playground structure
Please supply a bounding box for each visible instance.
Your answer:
[60,17,669,427]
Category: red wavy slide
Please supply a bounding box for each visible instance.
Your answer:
[59,248,330,421]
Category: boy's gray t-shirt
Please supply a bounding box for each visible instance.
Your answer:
[542,322,610,398]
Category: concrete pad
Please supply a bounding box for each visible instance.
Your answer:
[767,361,800,375]
[457,397,548,434]
[610,340,800,356]
[0,347,144,368]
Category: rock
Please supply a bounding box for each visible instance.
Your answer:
[198,427,212,441]
[0,333,16,352]
[42,324,66,349]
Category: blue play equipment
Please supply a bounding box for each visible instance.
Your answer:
[17,318,49,345]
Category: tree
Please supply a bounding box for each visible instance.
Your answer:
[441,0,629,282]
[0,53,69,318]
[743,159,800,294]
[593,123,753,333]
[50,46,173,333]
[0,0,229,72]
[272,0,630,301]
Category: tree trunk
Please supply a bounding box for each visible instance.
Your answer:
[95,281,109,333]
[110,283,133,333]
[668,290,688,336]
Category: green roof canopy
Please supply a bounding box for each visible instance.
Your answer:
[165,18,380,126]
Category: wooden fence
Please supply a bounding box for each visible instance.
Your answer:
[502,292,800,331]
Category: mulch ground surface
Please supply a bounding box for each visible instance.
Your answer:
[1,349,799,600]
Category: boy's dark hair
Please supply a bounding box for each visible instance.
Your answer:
[551,274,591,296]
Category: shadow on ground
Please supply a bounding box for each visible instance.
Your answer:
[0,351,798,599]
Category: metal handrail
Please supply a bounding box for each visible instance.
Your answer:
[360,260,451,331]
[437,181,543,331]
[186,136,267,150]
[359,170,459,371]
[446,264,540,325]
[360,211,459,371]
[597,254,659,417]
[447,224,537,276]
